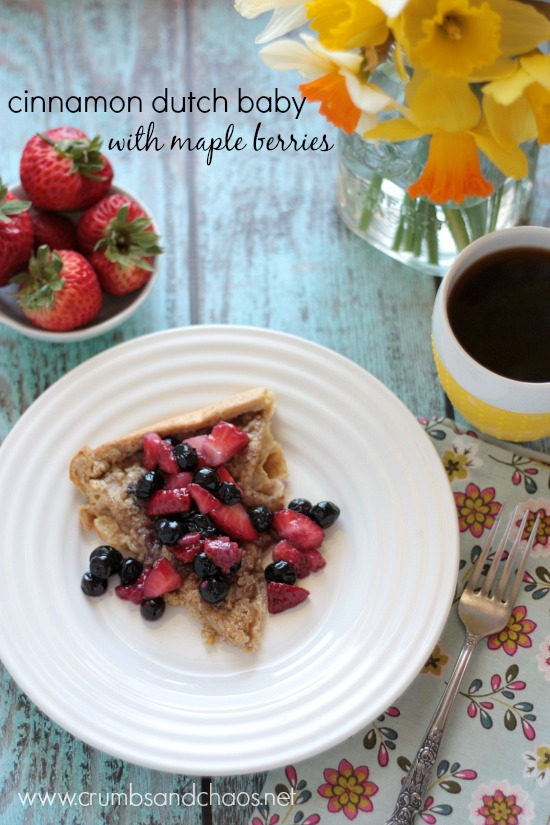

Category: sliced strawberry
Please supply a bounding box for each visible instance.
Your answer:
[216,464,242,490]
[272,509,325,550]
[200,421,249,467]
[146,487,191,517]
[143,432,163,470]
[142,558,184,599]
[188,482,219,514]
[156,440,180,474]
[203,536,242,574]
[115,569,148,604]
[267,581,309,614]
[170,532,203,563]
[209,501,258,541]
[164,471,194,490]
[303,548,326,572]
[272,540,310,578]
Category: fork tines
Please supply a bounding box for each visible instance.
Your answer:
[465,507,540,603]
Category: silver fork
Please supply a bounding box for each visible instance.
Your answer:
[383,507,539,825]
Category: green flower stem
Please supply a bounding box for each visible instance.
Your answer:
[359,172,384,232]
[443,207,471,252]
[465,201,488,240]
[426,203,440,265]
[488,187,503,233]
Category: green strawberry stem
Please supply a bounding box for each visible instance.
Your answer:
[95,204,163,271]
[38,132,107,181]
[11,245,65,310]
[0,180,31,224]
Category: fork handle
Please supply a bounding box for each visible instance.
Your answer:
[383,632,479,825]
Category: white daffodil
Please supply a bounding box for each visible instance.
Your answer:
[234,0,308,43]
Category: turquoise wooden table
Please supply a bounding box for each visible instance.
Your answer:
[0,2,548,824]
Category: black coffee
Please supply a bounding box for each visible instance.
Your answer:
[447,246,550,383]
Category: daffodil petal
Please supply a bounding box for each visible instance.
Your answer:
[408,75,481,132]
[483,93,537,145]
[255,5,309,42]
[307,0,389,50]
[371,0,411,16]
[344,72,396,114]
[235,0,300,18]
[483,66,533,106]
[491,0,550,56]
[363,117,426,142]
[300,71,362,132]
[408,132,493,203]
[472,126,529,178]
[521,53,550,92]
[260,39,331,75]
[525,83,550,143]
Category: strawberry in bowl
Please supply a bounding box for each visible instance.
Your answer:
[77,193,163,296]
[0,180,34,287]
[20,127,113,211]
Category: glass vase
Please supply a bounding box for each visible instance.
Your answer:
[336,130,539,276]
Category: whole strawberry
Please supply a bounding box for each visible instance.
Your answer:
[31,209,78,251]
[20,127,113,211]
[78,193,162,296]
[0,181,34,286]
[12,245,102,331]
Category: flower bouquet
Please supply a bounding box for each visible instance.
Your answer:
[235,0,550,273]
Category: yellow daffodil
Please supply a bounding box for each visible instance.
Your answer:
[260,34,399,132]
[306,0,389,50]
[396,0,550,79]
[363,73,529,202]
[483,53,550,143]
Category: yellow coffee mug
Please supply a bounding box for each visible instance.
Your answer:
[432,226,550,442]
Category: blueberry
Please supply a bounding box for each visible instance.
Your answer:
[155,516,184,545]
[140,597,166,621]
[193,551,220,579]
[193,467,220,493]
[288,498,313,516]
[186,514,218,538]
[217,481,242,505]
[264,560,297,585]
[173,442,199,471]
[81,571,108,596]
[310,501,340,528]
[199,576,230,603]
[119,557,144,585]
[163,436,181,446]
[249,504,274,532]
[89,552,115,579]
[135,469,165,500]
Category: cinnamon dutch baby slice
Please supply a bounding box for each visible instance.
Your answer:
[70,388,288,652]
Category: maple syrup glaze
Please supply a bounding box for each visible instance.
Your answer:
[447,247,550,383]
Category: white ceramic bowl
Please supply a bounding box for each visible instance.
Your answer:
[0,184,161,343]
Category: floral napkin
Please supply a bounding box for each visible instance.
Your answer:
[250,418,550,825]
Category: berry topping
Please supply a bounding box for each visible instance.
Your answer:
[142,432,163,470]
[163,471,194,490]
[193,550,221,579]
[188,482,219,513]
[249,504,274,532]
[115,569,147,604]
[272,509,325,550]
[142,557,184,599]
[209,501,258,542]
[199,576,231,604]
[193,467,220,493]
[272,540,310,578]
[135,469,165,500]
[310,500,341,528]
[267,581,309,614]
[199,421,249,467]
[89,545,123,574]
[264,560,297,585]
[202,536,242,575]
[303,548,327,572]
[170,532,203,563]
[173,442,199,471]
[216,481,242,505]
[140,597,166,621]
[288,498,313,516]
[216,465,240,487]
[81,571,108,597]
[154,516,184,545]
[118,557,144,585]
[146,487,192,517]
[185,513,219,538]
[89,550,117,579]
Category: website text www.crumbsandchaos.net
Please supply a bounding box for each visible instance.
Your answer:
[18,783,297,811]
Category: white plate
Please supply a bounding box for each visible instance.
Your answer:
[0,185,160,342]
[0,326,459,775]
